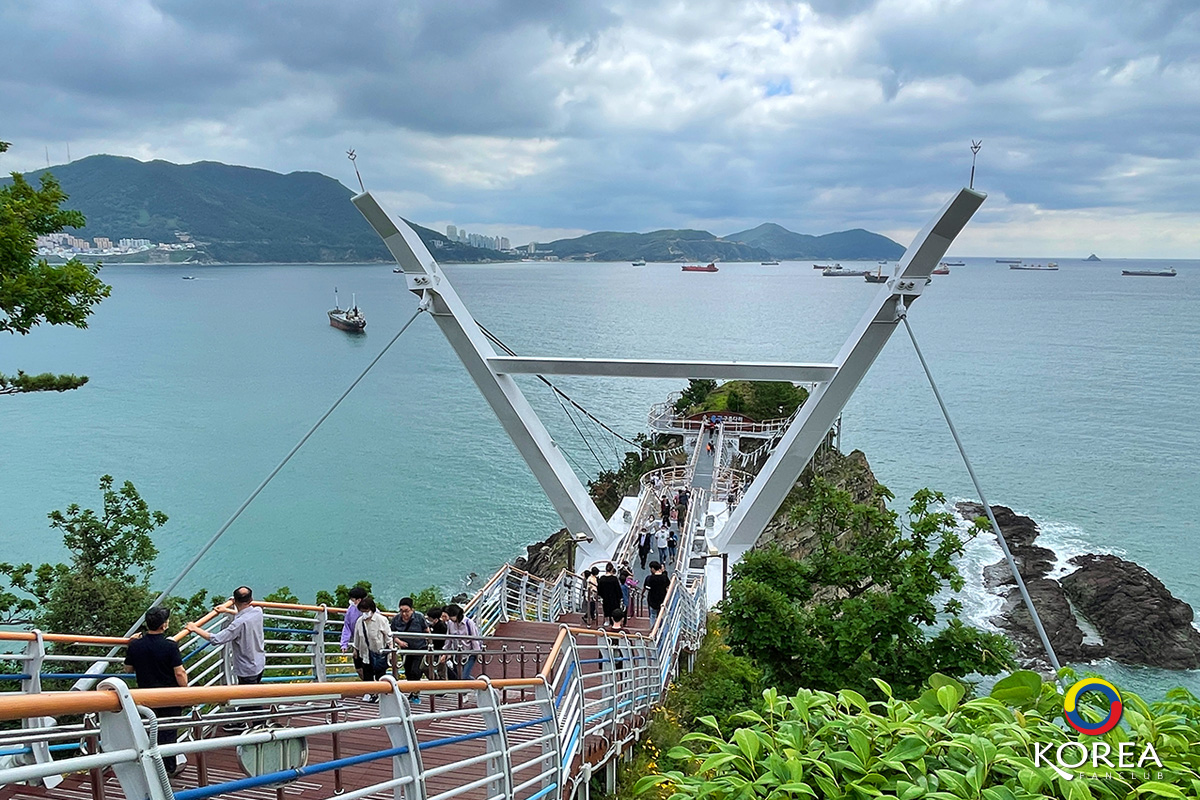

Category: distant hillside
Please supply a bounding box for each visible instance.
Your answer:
[542,229,771,262]
[726,222,905,260]
[4,155,513,264]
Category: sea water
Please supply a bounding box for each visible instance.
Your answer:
[2,257,1197,697]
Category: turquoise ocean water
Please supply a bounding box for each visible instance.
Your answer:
[2,257,1197,696]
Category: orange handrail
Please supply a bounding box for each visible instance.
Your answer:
[0,676,546,722]
[539,629,568,680]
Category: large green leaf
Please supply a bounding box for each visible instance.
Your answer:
[989,671,1043,707]
[1136,782,1187,798]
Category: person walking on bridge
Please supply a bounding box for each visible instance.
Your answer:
[637,524,653,570]
[125,606,188,776]
[390,598,429,703]
[654,524,670,565]
[643,562,670,627]
[340,586,369,679]
[597,563,624,627]
[352,596,392,698]
[677,488,691,528]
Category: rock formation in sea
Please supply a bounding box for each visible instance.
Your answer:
[957,502,1200,670]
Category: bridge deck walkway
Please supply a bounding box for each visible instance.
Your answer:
[3,614,641,800]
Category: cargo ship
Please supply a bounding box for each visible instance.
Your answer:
[328,289,366,332]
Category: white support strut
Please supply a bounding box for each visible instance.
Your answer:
[352,192,617,549]
[714,187,986,559]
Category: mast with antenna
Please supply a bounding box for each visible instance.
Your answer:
[347,150,364,193]
[969,140,982,189]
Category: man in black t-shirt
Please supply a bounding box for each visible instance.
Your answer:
[124,606,188,775]
[642,561,671,627]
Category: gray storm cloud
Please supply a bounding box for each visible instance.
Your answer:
[2,0,1199,255]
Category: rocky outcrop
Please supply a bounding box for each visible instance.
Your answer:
[1061,554,1200,670]
[957,502,1200,671]
[512,528,571,581]
[957,502,1089,667]
[753,448,881,560]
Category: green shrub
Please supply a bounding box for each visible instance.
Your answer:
[637,673,1200,800]
[668,623,763,727]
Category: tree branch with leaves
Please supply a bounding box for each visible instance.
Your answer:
[1,139,111,393]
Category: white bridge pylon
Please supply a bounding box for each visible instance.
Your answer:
[354,188,985,564]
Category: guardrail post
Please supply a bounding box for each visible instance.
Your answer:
[313,605,329,682]
[97,677,172,800]
[378,675,427,800]
[535,678,564,800]
[598,635,619,739]
[556,628,587,783]
[538,581,548,620]
[519,572,531,619]
[19,631,63,790]
[475,677,515,800]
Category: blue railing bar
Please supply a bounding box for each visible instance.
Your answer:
[560,723,582,768]
[504,715,553,734]
[583,708,612,723]
[555,662,576,707]
[0,674,33,681]
[261,626,312,635]
[172,742,413,800]
[416,727,500,751]
[526,782,560,800]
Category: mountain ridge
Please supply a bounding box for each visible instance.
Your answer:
[5,154,907,263]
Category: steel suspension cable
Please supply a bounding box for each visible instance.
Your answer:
[476,322,641,448]
[76,305,428,688]
[898,308,1064,681]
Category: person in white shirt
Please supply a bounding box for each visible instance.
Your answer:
[654,525,670,564]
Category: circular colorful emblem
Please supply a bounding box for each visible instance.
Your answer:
[1063,678,1123,735]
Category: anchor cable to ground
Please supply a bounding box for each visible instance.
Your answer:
[898,309,1065,681]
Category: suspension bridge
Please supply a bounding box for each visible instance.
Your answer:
[0,184,1054,800]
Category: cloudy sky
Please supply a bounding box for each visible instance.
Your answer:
[3,0,1198,257]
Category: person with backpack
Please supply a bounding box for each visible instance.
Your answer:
[642,561,671,627]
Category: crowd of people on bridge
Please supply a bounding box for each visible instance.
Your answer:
[339,589,483,703]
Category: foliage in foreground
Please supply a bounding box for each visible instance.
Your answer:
[721,480,1013,700]
[638,673,1200,800]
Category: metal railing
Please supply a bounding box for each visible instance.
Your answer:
[0,499,711,799]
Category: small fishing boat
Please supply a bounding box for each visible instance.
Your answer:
[813,263,835,269]
[761,260,780,265]
[682,263,718,272]
[181,275,196,280]
[328,288,366,332]
[632,259,646,266]
[864,266,889,283]
[932,263,951,275]
[1122,267,1176,277]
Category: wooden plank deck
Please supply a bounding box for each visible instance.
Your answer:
[1,615,648,800]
